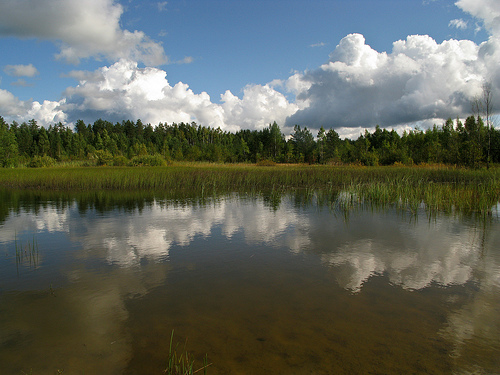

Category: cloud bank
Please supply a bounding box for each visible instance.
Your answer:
[285,33,489,129]
[59,59,298,132]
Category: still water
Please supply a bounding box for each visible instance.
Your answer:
[0,191,499,374]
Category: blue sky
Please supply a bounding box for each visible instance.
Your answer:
[0,0,498,137]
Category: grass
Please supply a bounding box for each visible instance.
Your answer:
[15,233,39,273]
[165,331,211,375]
[0,163,499,216]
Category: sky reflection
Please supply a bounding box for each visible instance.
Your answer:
[0,193,499,374]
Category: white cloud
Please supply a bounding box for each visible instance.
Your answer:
[281,0,500,133]
[0,88,66,124]
[55,59,295,132]
[157,1,168,12]
[449,18,468,30]
[455,0,500,34]
[221,84,299,132]
[1,59,298,131]
[4,63,39,77]
[0,88,31,116]
[2,0,499,136]
[0,0,167,65]
[11,79,32,87]
[176,56,194,64]
[285,32,493,130]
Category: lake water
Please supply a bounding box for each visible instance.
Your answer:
[0,191,499,374]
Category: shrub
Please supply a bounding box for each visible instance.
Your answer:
[129,154,167,166]
[112,155,129,166]
[28,155,56,168]
[256,159,277,167]
[93,150,113,166]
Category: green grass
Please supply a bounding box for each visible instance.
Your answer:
[165,331,211,375]
[0,164,499,216]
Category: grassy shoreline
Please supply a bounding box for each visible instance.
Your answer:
[0,163,498,190]
[1,164,499,215]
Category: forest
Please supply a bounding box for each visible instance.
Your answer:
[0,115,498,168]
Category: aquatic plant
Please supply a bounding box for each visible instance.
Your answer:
[15,233,39,272]
[165,331,211,375]
[0,164,498,216]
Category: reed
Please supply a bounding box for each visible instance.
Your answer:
[15,233,39,273]
[165,331,211,375]
[0,164,498,216]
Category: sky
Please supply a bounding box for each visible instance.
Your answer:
[0,0,499,138]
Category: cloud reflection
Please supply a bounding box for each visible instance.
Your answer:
[1,194,499,373]
[1,196,497,294]
[319,213,484,292]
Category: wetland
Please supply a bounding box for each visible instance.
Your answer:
[0,166,499,374]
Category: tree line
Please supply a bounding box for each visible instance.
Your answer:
[0,115,499,168]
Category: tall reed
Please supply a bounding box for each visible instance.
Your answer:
[1,165,498,216]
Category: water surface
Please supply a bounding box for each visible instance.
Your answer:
[0,191,499,374]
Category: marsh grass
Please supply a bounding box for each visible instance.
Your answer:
[15,234,39,273]
[0,164,498,216]
[165,331,211,375]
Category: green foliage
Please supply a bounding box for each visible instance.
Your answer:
[112,155,129,166]
[1,165,499,217]
[0,116,499,168]
[165,331,210,375]
[28,155,56,168]
[93,150,113,166]
[129,154,167,166]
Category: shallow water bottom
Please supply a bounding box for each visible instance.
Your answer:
[0,193,499,374]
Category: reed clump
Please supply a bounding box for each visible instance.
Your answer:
[0,164,498,216]
[165,331,211,375]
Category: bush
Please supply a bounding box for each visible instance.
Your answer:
[129,154,166,166]
[28,155,56,168]
[112,155,129,166]
[256,159,277,167]
[93,150,113,166]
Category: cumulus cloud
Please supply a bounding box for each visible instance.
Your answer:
[0,88,31,117]
[56,59,295,132]
[0,59,297,132]
[2,0,500,137]
[285,31,496,131]
[0,88,66,124]
[4,63,39,77]
[0,0,167,65]
[281,0,500,133]
[221,84,299,133]
[456,0,500,34]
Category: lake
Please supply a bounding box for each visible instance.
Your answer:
[0,190,499,374]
